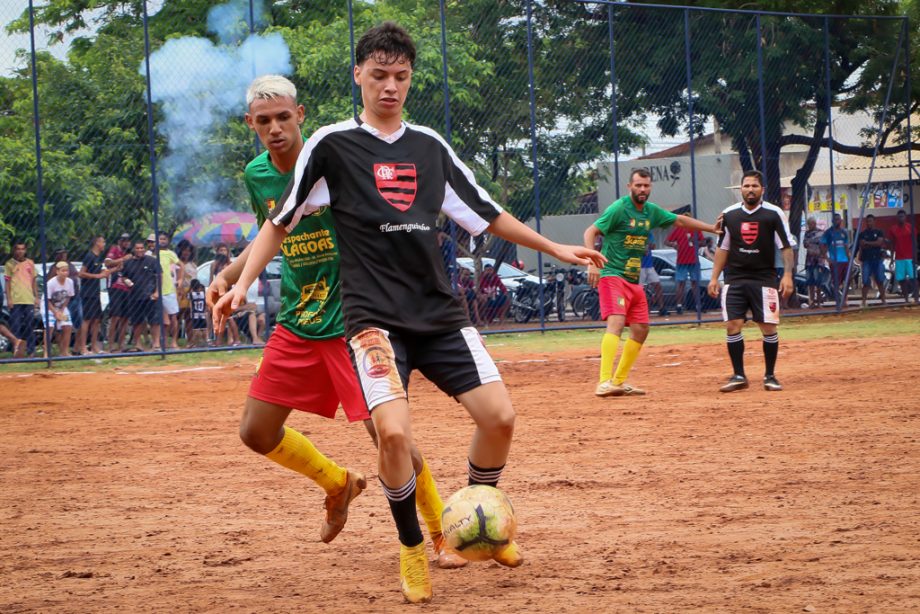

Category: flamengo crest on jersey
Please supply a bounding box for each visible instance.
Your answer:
[374,163,417,211]
[718,201,795,285]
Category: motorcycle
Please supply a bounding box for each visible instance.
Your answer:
[509,276,554,323]
[543,263,568,322]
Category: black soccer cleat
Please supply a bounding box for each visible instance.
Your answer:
[762,375,783,391]
[719,374,749,393]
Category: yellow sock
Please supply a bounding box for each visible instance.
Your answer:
[414,458,444,538]
[613,338,643,385]
[600,333,620,382]
[265,426,347,495]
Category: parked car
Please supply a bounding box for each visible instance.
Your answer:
[196,256,283,324]
[647,248,721,312]
[454,257,543,292]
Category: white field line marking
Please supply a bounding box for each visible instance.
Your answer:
[124,366,227,375]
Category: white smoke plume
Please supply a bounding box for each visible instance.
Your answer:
[142,0,292,219]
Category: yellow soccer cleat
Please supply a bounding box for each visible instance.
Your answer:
[400,542,432,603]
[320,469,366,543]
[432,533,468,569]
[492,540,524,568]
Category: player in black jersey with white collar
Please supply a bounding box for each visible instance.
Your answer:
[215,22,604,604]
[708,170,795,393]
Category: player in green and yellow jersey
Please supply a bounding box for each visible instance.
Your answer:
[584,168,720,397]
[209,75,466,567]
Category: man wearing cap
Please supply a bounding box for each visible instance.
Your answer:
[45,261,76,357]
[105,233,134,352]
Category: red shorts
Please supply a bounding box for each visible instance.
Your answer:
[598,276,649,324]
[248,325,370,422]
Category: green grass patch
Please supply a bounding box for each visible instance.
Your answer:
[482,309,920,354]
[2,308,916,373]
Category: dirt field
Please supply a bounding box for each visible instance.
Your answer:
[2,324,919,612]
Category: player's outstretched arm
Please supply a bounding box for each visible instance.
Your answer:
[674,214,720,234]
[212,220,286,334]
[488,211,606,268]
[583,224,604,288]
[206,241,254,310]
[708,248,729,298]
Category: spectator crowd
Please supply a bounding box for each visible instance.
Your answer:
[2,232,266,358]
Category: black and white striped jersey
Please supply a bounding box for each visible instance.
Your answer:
[717,201,795,284]
[271,118,503,336]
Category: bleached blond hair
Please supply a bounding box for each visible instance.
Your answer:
[246,75,297,107]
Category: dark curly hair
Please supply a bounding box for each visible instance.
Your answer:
[355,21,416,68]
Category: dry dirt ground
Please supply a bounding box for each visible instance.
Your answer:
[1,327,919,613]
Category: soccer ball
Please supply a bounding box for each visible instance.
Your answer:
[440,485,517,562]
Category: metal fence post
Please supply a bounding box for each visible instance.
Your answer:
[439,0,458,289]
[347,0,358,119]
[142,0,166,358]
[684,9,702,323]
[607,4,620,200]
[904,17,917,294]
[28,0,51,367]
[823,17,841,311]
[756,14,769,188]
[525,0,546,330]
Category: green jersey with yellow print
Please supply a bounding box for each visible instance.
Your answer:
[244,150,343,340]
[594,195,678,284]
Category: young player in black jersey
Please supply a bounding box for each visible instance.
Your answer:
[708,170,795,392]
[214,22,605,604]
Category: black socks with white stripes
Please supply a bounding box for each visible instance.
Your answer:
[726,332,745,377]
[468,459,505,488]
[381,473,423,547]
[762,333,779,377]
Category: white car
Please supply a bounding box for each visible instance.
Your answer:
[455,257,542,291]
[197,257,282,321]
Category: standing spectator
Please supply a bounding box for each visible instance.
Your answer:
[639,240,667,316]
[122,240,161,351]
[105,233,133,352]
[45,261,75,357]
[157,232,181,349]
[478,263,509,324]
[4,240,38,357]
[698,236,717,261]
[187,279,208,347]
[49,248,82,347]
[665,225,704,314]
[76,236,110,354]
[887,209,918,303]
[856,214,887,307]
[822,213,850,306]
[176,240,198,343]
[0,275,23,355]
[802,217,828,307]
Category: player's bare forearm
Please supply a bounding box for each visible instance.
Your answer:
[488,211,605,267]
[708,248,729,298]
[674,214,719,234]
[237,221,285,291]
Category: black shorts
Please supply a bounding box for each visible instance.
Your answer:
[191,317,208,330]
[128,299,162,326]
[721,281,780,324]
[347,326,503,411]
[81,293,103,321]
[109,290,130,318]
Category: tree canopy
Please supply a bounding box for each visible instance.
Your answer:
[1,0,915,260]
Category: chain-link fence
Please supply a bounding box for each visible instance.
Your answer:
[1,0,915,364]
